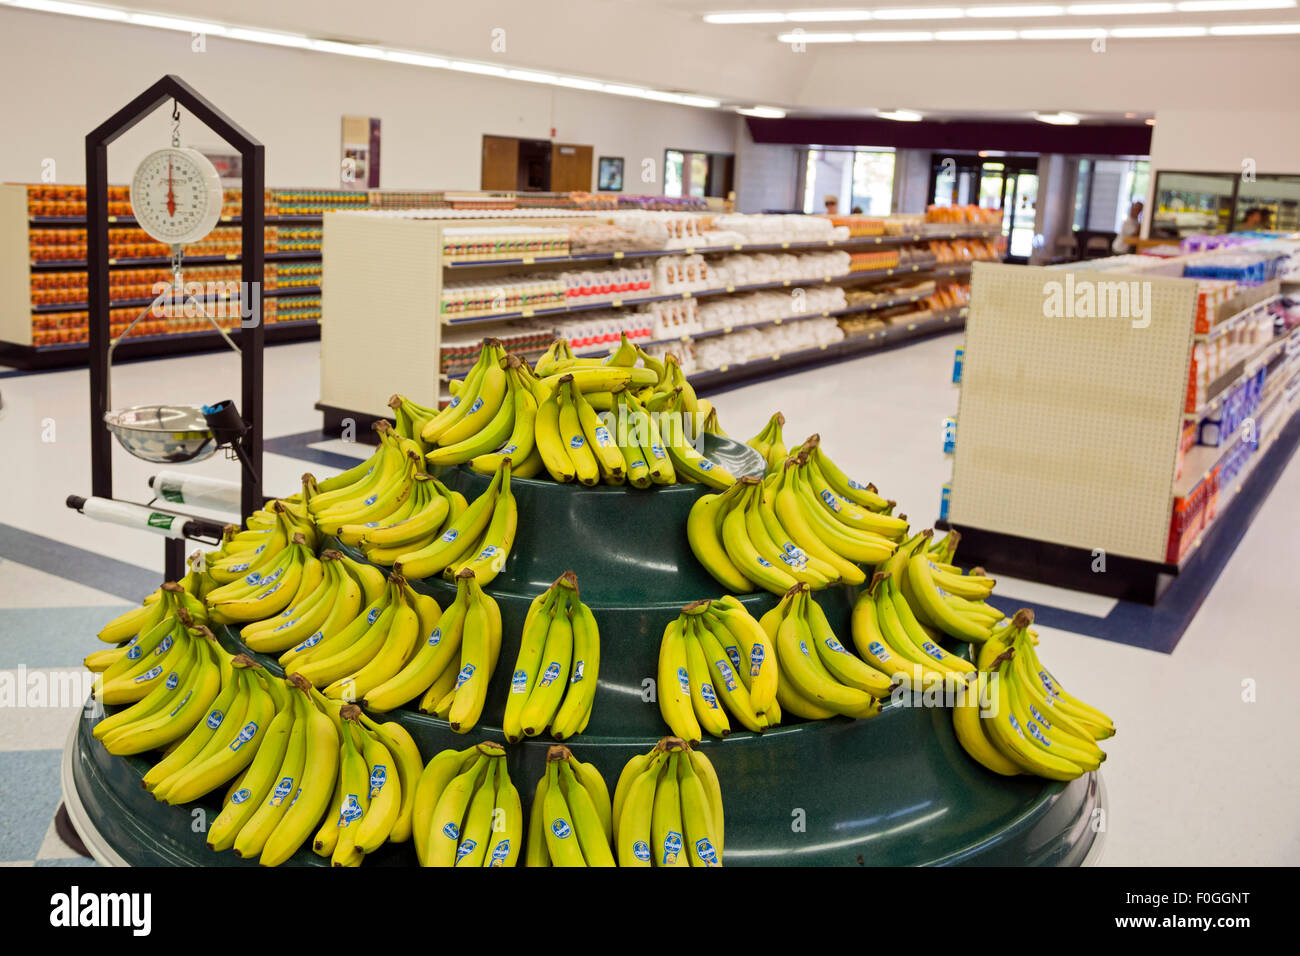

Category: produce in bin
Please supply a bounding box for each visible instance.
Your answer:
[411,741,521,867]
[612,737,722,868]
[503,572,600,742]
[525,745,615,867]
[954,609,1115,781]
[657,596,779,741]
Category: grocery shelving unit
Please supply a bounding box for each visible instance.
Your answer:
[318,209,995,431]
[0,182,332,369]
[943,257,1300,603]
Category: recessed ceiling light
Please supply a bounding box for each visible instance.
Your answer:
[737,106,789,118]
[877,109,924,121]
[1145,117,1157,125]
[1125,111,1137,117]
[1035,111,1082,124]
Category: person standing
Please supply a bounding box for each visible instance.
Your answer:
[1112,200,1143,253]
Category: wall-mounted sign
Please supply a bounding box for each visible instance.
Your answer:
[598,156,624,192]
[341,115,381,189]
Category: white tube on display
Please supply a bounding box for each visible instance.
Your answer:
[79,497,189,539]
[150,471,242,513]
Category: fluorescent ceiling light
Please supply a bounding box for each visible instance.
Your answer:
[871,7,967,18]
[127,12,225,33]
[505,69,558,84]
[1145,118,1157,124]
[444,60,509,77]
[967,4,1067,15]
[855,30,936,40]
[1209,19,1300,28]
[1178,0,1294,8]
[737,106,788,118]
[1035,111,1081,124]
[778,31,857,41]
[225,26,312,48]
[1019,26,1108,35]
[786,10,873,21]
[551,75,606,91]
[877,109,924,121]
[935,28,1019,38]
[5,0,127,19]
[675,94,724,108]
[384,50,449,68]
[1111,24,1209,33]
[310,39,386,58]
[1066,2,1175,13]
[703,11,787,23]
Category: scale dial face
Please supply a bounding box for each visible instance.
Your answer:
[129,147,224,246]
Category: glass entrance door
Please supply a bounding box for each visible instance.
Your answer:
[1003,168,1039,262]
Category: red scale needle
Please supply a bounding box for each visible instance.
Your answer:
[166,159,176,217]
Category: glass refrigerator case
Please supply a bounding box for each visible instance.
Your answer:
[1152,171,1235,238]
[1233,175,1300,232]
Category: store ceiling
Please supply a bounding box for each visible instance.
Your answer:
[7,0,1299,118]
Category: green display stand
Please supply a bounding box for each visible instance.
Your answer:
[64,435,1105,866]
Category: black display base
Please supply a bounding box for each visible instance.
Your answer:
[53,803,92,860]
[0,321,319,371]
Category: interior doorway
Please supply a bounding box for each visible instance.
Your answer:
[480,135,593,192]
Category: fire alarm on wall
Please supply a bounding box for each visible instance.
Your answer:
[551,127,556,137]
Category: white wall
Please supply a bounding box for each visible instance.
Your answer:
[1148,110,1300,176]
[734,120,801,214]
[0,8,737,191]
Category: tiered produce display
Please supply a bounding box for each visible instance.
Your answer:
[71,334,1112,866]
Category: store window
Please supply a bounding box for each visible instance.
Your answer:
[1151,171,1236,238]
[1233,174,1300,231]
[1074,158,1150,233]
[664,149,734,199]
[801,147,895,214]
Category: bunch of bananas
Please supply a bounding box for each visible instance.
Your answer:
[763,584,891,721]
[203,675,338,865]
[203,533,320,626]
[689,458,901,595]
[93,577,207,644]
[351,475,468,567]
[87,608,221,747]
[745,411,789,474]
[955,610,1115,781]
[504,572,600,742]
[125,653,282,806]
[305,702,424,866]
[363,569,501,733]
[390,459,517,585]
[846,531,997,689]
[612,737,722,867]
[412,741,522,867]
[525,745,615,867]
[201,499,319,595]
[240,549,377,655]
[388,393,440,457]
[657,597,778,742]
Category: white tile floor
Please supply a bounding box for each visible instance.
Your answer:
[2,333,1298,865]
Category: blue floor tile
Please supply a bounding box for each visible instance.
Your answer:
[0,750,64,862]
[0,606,132,670]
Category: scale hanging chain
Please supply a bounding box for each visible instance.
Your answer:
[171,99,181,148]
